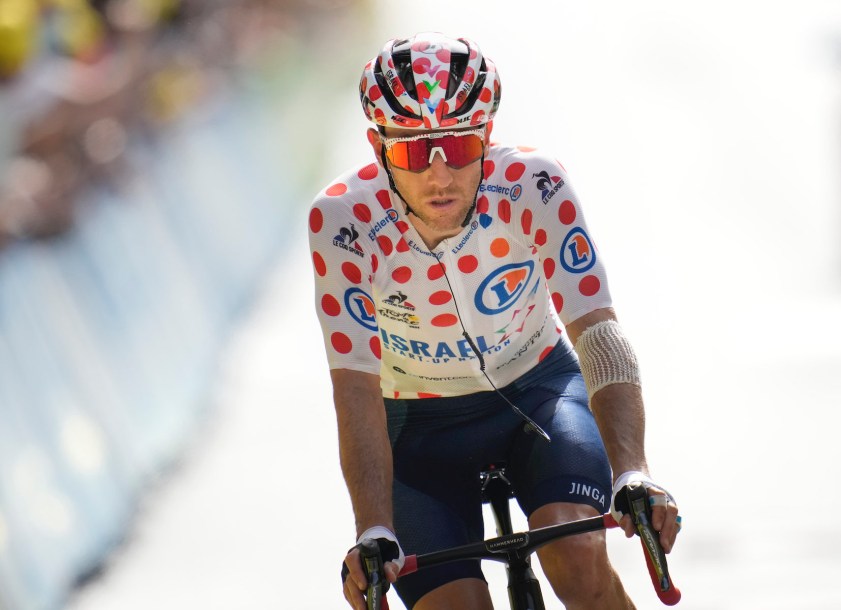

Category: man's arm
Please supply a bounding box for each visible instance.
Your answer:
[331,368,402,608]
[331,368,394,536]
[566,307,648,478]
[566,307,679,553]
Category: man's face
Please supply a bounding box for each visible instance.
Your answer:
[369,126,488,237]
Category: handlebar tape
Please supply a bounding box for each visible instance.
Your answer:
[399,554,418,577]
[620,482,682,605]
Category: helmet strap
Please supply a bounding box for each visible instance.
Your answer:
[380,138,485,228]
[460,151,485,227]
[380,142,416,217]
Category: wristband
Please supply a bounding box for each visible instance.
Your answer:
[610,470,676,524]
[357,526,406,572]
[357,526,397,545]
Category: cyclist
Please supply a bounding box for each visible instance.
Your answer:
[308,32,681,610]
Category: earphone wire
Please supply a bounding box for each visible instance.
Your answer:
[435,258,551,442]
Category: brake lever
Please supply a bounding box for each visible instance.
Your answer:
[621,482,681,605]
[359,539,390,610]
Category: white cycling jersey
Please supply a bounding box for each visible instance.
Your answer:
[308,143,613,399]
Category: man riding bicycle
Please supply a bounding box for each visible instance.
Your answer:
[308,32,681,609]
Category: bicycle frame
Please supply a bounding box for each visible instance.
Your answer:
[362,468,680,609]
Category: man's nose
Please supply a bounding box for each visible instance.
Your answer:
[426,154,453,187]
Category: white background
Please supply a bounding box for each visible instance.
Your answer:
[69,1,841,608]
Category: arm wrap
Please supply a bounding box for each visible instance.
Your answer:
[574,319,641,400]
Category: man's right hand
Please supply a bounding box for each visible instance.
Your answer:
[341,527,405,609]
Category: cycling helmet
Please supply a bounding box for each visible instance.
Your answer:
[359,32,501,130]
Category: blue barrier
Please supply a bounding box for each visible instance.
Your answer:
[0,88,297,610]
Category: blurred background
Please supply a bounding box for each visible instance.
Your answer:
[1,0,840,609]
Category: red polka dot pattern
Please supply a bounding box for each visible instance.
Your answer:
[505,162,526,181]
[377,236,393,255]
[369,336,381,359]
[321,294,340,316]
[331,333,352,354]
[309,208,324,234]
[458,256,478,273]
[543,258,556,279]
[428,263,446,280]
[579,275,601,296]
[342,262,362,284]
[310,145,612,399]
[326,183,347,197]
[551,292,564,313]
[521,209,533,235]
[358,164,379,180]
[392,266,412,283]
[376,190,392,209]
[498,199,511,223]
[312,252,326,277]
[429,290,452,305]
[431,314,458,327]
[354,203,372,223]
[559,200,576,225]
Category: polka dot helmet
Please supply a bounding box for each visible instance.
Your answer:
[359,32,502,130]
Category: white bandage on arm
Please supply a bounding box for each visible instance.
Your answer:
[574,319,641,400]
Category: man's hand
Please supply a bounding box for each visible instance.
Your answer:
[341,527,405,609]
[610,471,681,553]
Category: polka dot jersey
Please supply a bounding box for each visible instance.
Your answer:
[308,144,613,399]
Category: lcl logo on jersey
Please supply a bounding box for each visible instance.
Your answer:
[474,261,535,314]
[560,228,596,273]
[344,287,378,331]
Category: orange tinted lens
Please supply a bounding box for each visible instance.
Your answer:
[386,133,484,172]
[385,141,413,170]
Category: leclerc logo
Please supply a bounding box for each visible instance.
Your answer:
[344,287,378,331]
[474,261,535,315]
[560,228,596,273]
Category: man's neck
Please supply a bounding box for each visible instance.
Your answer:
[408,213,461,251]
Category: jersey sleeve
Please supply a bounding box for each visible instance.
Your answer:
[308,185,381,375]
[511,150,614,325]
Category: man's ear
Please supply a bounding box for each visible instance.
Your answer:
[367,128,385,166]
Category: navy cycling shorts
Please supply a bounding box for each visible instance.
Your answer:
[384,341,612,608]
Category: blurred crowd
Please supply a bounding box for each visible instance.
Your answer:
[0,3,369,608]
[0,0,346,252]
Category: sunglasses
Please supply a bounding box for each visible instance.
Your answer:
[382,129,486,172]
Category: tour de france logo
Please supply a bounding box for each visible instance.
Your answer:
[560,228,596,273]
[344,287,378,331]
[474,261,535,315]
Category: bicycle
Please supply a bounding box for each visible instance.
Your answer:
[359,465,681,609]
